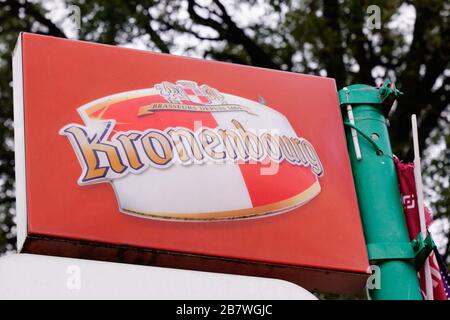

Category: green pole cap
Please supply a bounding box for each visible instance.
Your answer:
[338,80,403,115]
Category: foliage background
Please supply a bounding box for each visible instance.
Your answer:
[0,0,448,274]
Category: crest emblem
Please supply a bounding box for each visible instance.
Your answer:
[156,80,225,105]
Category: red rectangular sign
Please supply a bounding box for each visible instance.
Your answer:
[13,33,369,294]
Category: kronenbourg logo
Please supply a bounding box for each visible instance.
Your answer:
[60,80,324,221]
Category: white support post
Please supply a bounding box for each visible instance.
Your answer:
[343,87,362,160]
[411,114,433,300]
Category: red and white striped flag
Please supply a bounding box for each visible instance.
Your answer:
[394,157,450,300]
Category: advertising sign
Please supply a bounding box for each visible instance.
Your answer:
[13,33,369,294]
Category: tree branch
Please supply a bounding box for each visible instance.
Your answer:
[5,0,66,38]
[124,2,170,53]
[187,0,279,69]
[160,20,223,41]
[320,0,347,86]
[389,1,449,159]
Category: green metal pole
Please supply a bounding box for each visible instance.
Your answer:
[338,82,422,300]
